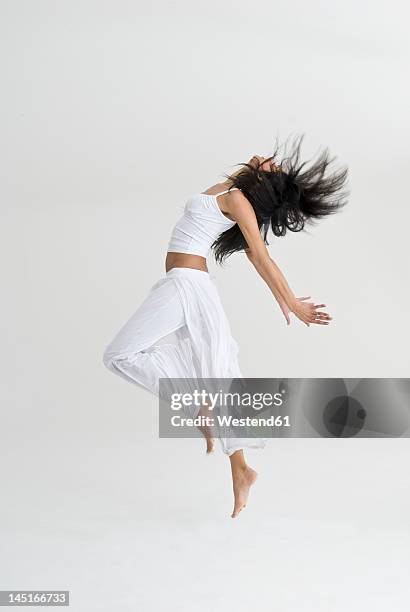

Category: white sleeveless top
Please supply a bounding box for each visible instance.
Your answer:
[167,188,238,258]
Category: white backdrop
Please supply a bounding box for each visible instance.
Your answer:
[1,1,409,611]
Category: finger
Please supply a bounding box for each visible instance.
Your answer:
[297,296,311,301]
[309,308,328,318]
[310,306,331,314]
[314,311,332,318]
[313,304,327,309]
[307,312,330,323]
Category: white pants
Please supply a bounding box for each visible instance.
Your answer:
[103,267,266,456]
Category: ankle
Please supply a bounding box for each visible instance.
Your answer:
[231,462,248,475]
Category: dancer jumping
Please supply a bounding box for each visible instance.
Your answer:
[103,135,349,518]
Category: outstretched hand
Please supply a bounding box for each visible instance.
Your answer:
[278,296,332,327]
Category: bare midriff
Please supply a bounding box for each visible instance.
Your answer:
[165,252,208,274]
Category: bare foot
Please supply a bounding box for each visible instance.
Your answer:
[206,437,215,454]
[231,466,258,518]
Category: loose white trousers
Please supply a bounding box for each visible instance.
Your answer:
[103,267,266,456]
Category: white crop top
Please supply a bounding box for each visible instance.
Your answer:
[167,188,238,258]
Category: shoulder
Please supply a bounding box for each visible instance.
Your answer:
[229,188,253,210]
[229,187,248,201]
[227,188,256,223]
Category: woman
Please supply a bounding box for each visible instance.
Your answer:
[103,135,349,518]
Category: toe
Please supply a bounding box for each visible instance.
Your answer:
[231,503,243,518]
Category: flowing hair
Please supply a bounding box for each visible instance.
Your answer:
[211,134,349,264]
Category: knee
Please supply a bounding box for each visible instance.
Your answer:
[102,344,140,371]
[103,345,119,371]
[102,337,150,375]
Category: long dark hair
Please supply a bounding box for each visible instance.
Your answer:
[211,134,349,264]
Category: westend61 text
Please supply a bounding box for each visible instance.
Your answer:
[170,415,291,428]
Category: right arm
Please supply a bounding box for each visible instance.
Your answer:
[227,190,331,326]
